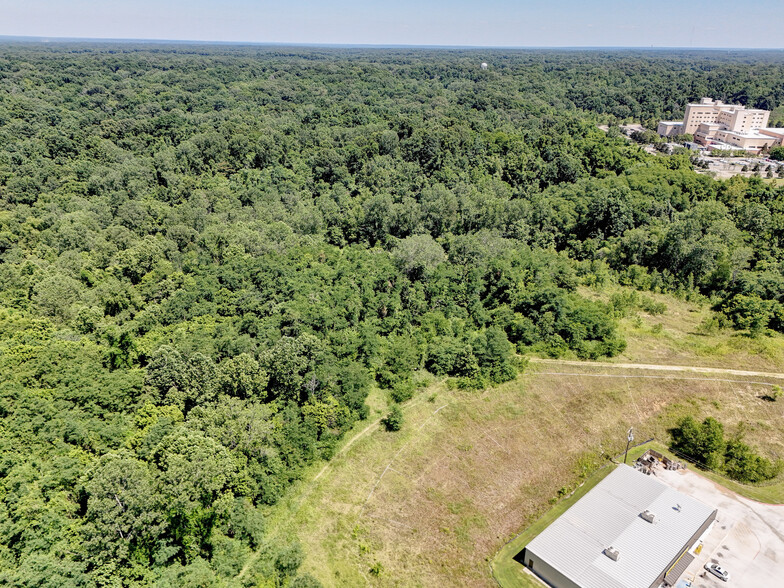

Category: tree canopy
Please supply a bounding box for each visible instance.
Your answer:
[1,43,784,586]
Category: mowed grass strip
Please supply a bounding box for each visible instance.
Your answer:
[491,464,617,588]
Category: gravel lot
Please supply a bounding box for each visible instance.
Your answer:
[656,467,784,587]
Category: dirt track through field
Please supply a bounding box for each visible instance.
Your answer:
[529,358,784,380]
[235,358,784,584]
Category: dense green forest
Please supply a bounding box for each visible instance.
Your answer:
[1,44,784,586]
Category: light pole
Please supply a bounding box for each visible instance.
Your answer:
[624,427,634,464]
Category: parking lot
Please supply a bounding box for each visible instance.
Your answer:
[694,157,784,180]
[656,467,784,587]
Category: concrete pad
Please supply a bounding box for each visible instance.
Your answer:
[654,467,784,588]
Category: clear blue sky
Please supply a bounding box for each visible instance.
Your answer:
[2,0,782,48]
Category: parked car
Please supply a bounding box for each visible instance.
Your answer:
[704,563,730,582]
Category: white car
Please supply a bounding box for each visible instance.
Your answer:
[704,562,730,582]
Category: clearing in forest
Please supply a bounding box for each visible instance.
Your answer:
[248,292,784,587]
[258,361,784,587]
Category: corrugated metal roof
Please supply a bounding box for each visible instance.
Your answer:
[525,465,715,588]
[664,551,695,585]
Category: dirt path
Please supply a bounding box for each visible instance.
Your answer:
[529,358,784,380]
[235,400,427,580]
[235,358,784,583]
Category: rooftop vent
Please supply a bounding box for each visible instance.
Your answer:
[603,546,620,561]
[640,510,656,523]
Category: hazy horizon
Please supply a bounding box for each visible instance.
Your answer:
[1,35,782,52]
[1,0,782,49]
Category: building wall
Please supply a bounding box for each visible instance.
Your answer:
[713,131,776,151]
[752,110,770,129]
[760,129,784,145]
[683,102,722,134]
[722,109,770,134]
[677,99,770,137]
[694,123,720,146]
[657,122,682,137]
[522,548,581,588]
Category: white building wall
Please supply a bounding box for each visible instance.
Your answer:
[657,122,682,137]
[524,549,581,588]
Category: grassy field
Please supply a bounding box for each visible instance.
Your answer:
[253,290,784,587]
[577,285,784,372]
[255,366,784,587]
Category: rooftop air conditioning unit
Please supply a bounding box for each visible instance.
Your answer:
[604,546,620,561]
[640,510,656,523]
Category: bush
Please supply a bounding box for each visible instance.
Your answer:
[291,573,323,588]
[760,385,782,402]
[639,296,667,315]
[473,327,517,383]
[390,380,415,403]
[376,370,396,389]
[770,146,784,161]
[719,294,771,336]
[669,416,725,470]
[724,438,781,484]
[382,405,403,432]
[275,542,304,578]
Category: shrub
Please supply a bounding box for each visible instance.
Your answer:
[719,294,771,337]
[724,438,781,484]
[669,416,725,470]
[639,295,667,315]
[291,573,323,588]
[275,542,304,578]
[382,405,403,432]
[390,380,415,403]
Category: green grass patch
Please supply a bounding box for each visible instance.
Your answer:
[491,464,618,588]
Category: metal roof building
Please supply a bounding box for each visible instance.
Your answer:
[521,465,716,588]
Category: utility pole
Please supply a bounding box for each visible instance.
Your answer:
[624,427,634,464]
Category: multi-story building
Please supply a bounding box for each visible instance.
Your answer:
[657,98,782,153]
[682,98,769,134]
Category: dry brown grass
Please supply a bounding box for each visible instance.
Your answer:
[265,363,784,587]
[578,286,784,372]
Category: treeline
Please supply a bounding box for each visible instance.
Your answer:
[670,416,782,484]
[1,45,784,586]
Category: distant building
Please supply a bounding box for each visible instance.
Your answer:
[760,127,784,144]
[521,465,717,588]
[657,121,683,137]
[480,62,488,70]
[658,98,781,154]
[682,97,769,135]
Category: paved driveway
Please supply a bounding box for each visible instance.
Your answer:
[655,468,784,588]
